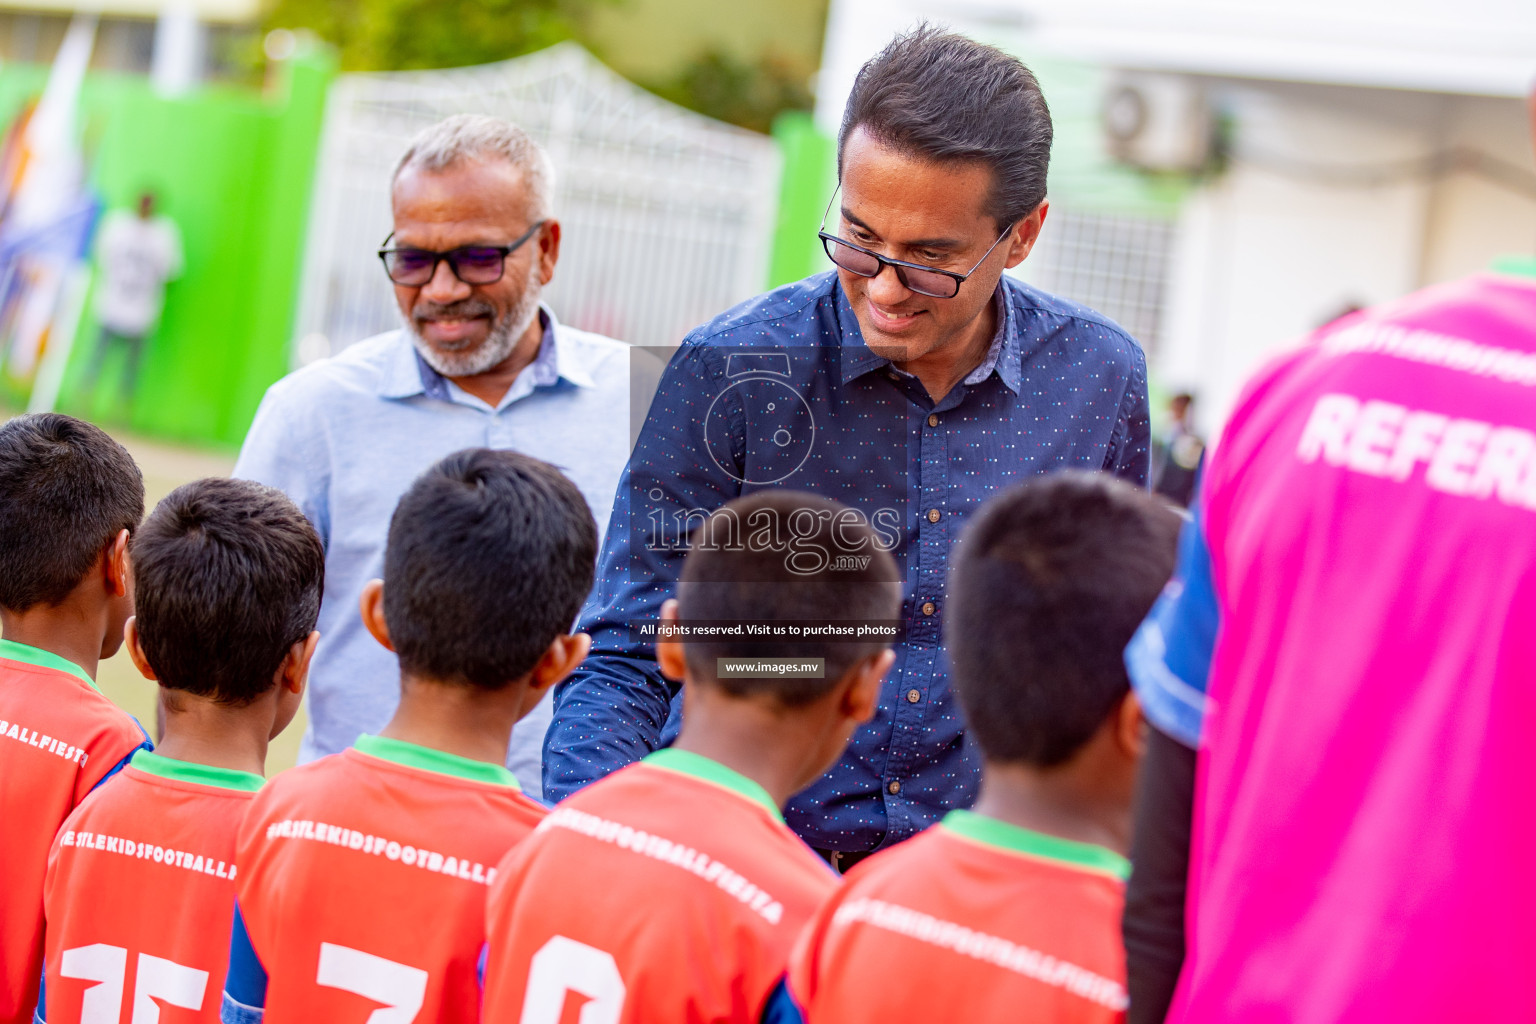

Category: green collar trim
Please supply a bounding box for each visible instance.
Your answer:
[130,749,264,792]
[0,638,97,691]
[940,809,1130,880]
[643,748,783,821]
[354,734,519,788]
[1491,255,1536,280]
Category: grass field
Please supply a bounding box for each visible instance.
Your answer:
[2,411,307,775]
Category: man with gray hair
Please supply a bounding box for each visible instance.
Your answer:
[234,114,630,795]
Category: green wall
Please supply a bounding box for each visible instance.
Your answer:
[768,111,836,288]
[0,52,333,448]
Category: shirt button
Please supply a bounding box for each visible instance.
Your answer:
[927,414,939,427]
[921,602,936,616]
[906,688,922,703]
[927,508,941,523]
[887,371,901,381]
[887,780,902,795]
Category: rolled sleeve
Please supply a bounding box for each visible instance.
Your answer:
[221,903,267,1024]
[1125,507,1219,748]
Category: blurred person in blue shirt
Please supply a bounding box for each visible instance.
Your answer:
[234,115,630,797]
[545,28,1151,866]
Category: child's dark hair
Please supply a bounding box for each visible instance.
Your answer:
[0,413,144,612]
[948,471,1180,766]
[384,449,597,689]
[131,478,324,705]
[677,490,902,706]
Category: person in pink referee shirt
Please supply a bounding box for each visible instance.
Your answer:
[1121,93,1536,1023]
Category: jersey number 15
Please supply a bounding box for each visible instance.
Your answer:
[59,944,207,1024]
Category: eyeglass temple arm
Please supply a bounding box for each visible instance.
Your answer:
[820,186,841,231]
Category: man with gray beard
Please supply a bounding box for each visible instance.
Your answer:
[234,115,630,796]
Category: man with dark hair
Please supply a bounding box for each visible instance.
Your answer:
[41,478,323,1024]
[0,412,150,1024]
[771,471,1178,1023]
[547,27,1151,865]
[223,449,595,1024]
[484,491,899,1024]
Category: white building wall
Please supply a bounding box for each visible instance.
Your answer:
[1161,81,1440,431]
[1418,95,1536,286]
[1160,82,1535,435]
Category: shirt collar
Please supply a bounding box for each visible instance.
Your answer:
[352,733,520,788]
[940,809,1130,881]
[379,305,592,402]
[129,749,264,792]
[641,747,783,821]
[1491,255,1536,280]
[836,279,1021,394]
[0,637,97,691]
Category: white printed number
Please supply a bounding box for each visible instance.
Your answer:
[521,936,626,1024]
[59,944,208,1024]
[316,942,429,1024]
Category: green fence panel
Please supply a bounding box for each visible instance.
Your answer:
[0,52,334,448]
[768,110,836,289]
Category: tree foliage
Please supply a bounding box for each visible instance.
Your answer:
[262,0,611,71]
[647,49,813,135]
[261,0,815,133]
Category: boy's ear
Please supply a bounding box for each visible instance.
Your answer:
[123,617,157,681]
[279,630,321,697]
[840,647,895,725]
[528,632,592,694]
[656,599,686,682]
[359,579,393,652]
[106,529,131,598]
[1115,691,1146,761]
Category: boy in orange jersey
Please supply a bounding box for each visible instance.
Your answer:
[0,413,151,1024]
[482,490,902,1024]
[220,449,596,1024]
[766,472,1180,1024]
[40,477,322,1024]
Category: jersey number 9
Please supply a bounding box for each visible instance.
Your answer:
[521,936,626,1024]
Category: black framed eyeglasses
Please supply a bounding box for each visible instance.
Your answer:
[377,220,545,286]
[817,192,1014,299]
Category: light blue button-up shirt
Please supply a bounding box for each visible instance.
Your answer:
[234,308,631,796]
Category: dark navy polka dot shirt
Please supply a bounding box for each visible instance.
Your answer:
[544,271,1150,852]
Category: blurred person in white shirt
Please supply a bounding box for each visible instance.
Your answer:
[84,190,183,402]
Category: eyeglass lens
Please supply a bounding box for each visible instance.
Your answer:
[384,246,508,286]
[821,237,959,299]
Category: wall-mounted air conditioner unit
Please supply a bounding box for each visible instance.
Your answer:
[1101,72,1213,173]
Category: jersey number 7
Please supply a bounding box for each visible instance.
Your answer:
[59,944,207,1023]
[316,942,429,1023]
